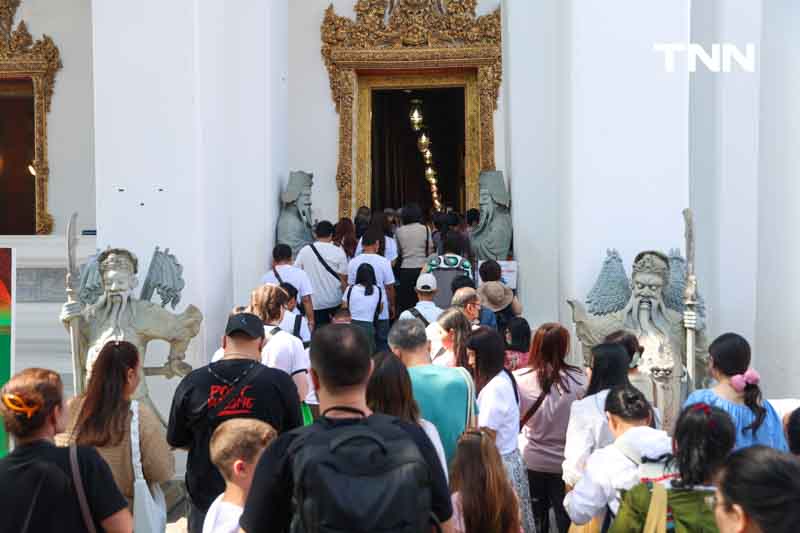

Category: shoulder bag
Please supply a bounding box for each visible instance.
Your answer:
[69,445,97,533]
[309,243,341,282]
[130,401,167,533]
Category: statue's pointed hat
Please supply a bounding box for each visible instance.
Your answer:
[281,171,314,203]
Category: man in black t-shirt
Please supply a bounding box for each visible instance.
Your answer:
[240,324,454,533]
[167,313,302,533]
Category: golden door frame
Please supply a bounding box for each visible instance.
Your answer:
[356,71,479,213]
[321,1,502,219]
[0,0,62,234]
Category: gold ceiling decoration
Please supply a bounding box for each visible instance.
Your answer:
[0,0,62,234]
[321,0,502,218]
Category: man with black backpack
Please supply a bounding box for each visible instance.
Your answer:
[167,312,303,533]
[240,324,454,533]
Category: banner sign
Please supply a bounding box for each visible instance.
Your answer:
[0,248,14,457]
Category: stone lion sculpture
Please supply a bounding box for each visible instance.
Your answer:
[567,249,707,431]
[471,170,512,261]
[276,170,314,257]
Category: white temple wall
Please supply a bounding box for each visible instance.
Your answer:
[288,0,506,223]
[755,0,800,397]
[92,0,288,424]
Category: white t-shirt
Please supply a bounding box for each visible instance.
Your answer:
[398,300,444,325]
[355,236,399,264]
[261,325,309,377]
[260,264,313,298]
[342,284,385,322]
[202,494,242,533]
[295,242,348,310]
[477,370,520,456]
[279,308,311,344]
[347,253,395,320]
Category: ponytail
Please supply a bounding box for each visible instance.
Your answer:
[710,333,765,434]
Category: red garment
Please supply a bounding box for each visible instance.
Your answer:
[505,350,529,371]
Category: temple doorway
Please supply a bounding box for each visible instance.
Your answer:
[370,87,465,213]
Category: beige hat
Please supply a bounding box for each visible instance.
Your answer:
[478,281,514,312]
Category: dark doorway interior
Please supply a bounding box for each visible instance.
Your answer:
[0,78,35,234]
[371,87,465,212]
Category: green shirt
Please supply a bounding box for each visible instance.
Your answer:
[610,482,719,533]
[408,364,474,464]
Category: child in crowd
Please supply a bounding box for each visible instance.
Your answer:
[203,418,277,533]
[503,316,532,371]
[450,427,522,533]
[611,403,736,532]
[278,282,311,347]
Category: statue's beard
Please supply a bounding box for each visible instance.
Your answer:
[622,295,670,339]
[90,289,136,329]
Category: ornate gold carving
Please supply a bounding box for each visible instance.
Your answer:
[322,0,501,218]
[0,0,61,234]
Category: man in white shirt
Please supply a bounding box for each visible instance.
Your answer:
[398,273,444,327]
[294,220,348,327]
[348,228,396,351]
[261,243,315,331]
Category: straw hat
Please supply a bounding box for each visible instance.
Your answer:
[477,281,514,312]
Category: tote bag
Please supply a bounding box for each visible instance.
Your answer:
[130,401,167,533]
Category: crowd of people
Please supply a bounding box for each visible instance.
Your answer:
[1,204,800,533]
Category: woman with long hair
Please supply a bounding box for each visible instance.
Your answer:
[503,316,532,371]
[562,343,631,488]
[685,333,787,451]
[431,307,473,369]
[604,329,656,404]
[62,340,175,504]
[333,217,358,260]
[469,326,535,533]
[564,385,671,527]
[514,323,586,533]
[394,203,436,313]
[250,284,309,401]
[0,367,132,532]
[355,211,399,264]
[354,205,371,239]
[713,446,800,533]
[341,263,384,352]
[366,351,447,478]
[450,427,522,533]
[611,403,736,532]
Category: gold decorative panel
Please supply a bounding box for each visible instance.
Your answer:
[321,0,502,219]
[0,0,62,234]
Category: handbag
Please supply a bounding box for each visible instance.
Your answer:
[130,400,167,533]
[642,482,668,533]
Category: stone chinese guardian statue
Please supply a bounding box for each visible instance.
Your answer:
[471,170,513,261]
[567,249,707,431]
[277,170,314,257]
[60,247,202,423]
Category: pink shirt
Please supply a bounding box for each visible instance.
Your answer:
[514,367,587,474]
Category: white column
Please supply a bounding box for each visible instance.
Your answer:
[92,0,287,413]
[756,1,800,396]
[564,0,691,303]
[502,0,566,325]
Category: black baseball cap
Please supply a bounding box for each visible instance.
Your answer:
[225,313,264,339]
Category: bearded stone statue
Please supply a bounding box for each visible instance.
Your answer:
[277,171,314,257]
[60,247,202,424]
[471,170,513,261]
[568,249,707,432]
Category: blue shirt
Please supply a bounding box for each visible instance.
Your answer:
[684,389,788,451]
[408,365,474,464]
[479,307,498,329]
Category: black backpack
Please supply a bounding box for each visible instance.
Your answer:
[288,412,439,533]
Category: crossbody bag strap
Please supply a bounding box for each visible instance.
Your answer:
[346,286,353,309]
[373,286,383,324]
[408,307,429,327]
[425,225,430,258]
[309,243,341,282]
[69,445,97,533]
[272,266,284,284]
[642,481,668,533]
[293,314,302,338]
[520,385,548,429]
[129,400,145,481]
[456,366,476,429]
